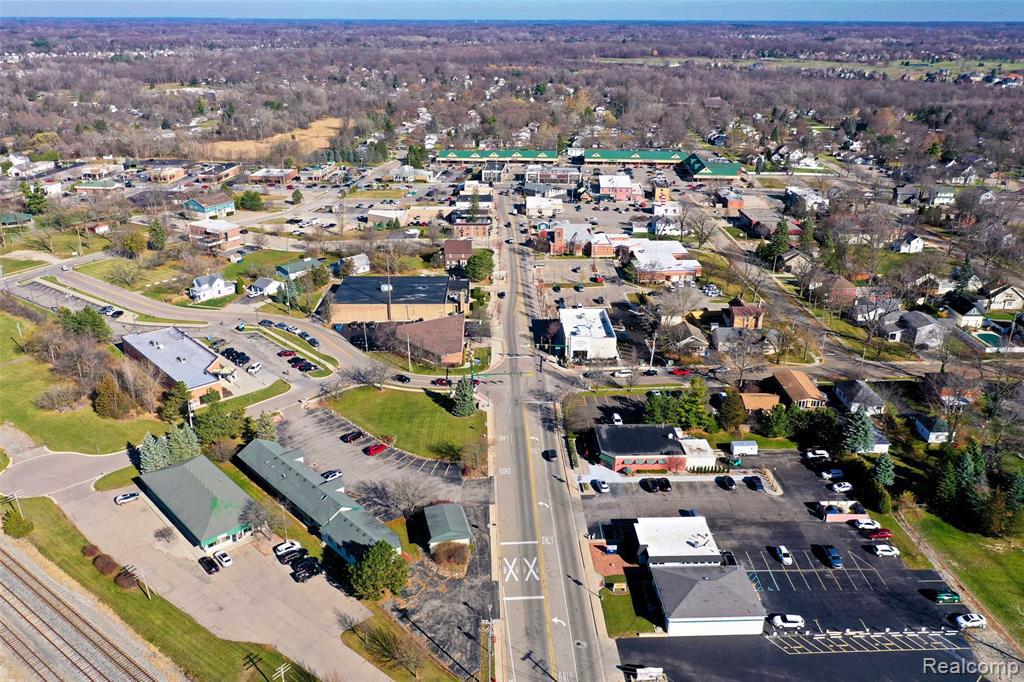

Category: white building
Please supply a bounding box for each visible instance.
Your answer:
[652,565,767,637]
[247,277,281,298]
[342,253,371,275]
[557,308,619,363]
[188,274,235,302]
[633,516,722,567]
[653,201,683,217]
[784,186,829,213]
[525,196,564,218]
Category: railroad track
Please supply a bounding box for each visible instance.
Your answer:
[0,614,62,680]
[0,543,159,682]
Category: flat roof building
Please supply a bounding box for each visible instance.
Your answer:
[633,516,721,566]
[121,327,223,400]
[557,308,619,363]
[329,276,468,323]
[594,425,716,473]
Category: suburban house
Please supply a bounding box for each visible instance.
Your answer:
[121,327,224,402]
[773,369,826,409]
[188,274,235,302]
[593,425,716,473]
[710,327,780,355]
[423,503,472,551]
[739,392,781,413]
[665,321,709,357]
[848,296,901,324]
[277,258,319,281]
[784,186,829,214]
[443,239,475,268]
[891,233,924,254]
[724,302,765,329]
[249,168,298,185]
[648,216,681,237]
[329,276,468,323]
[633,517,722,567]
[139,456,255,550]
[890,311,950,348]
[394,315,466,367]
[183,192,236,220]
[944,295,986,329]
[833,379,884,415]
[236,439,400,563]
[247,277,281,298]
[928,187,956,206]
[925,373,982,407]
[808,272,857,309]
[557,308,619,363]
[984,284,1024,311]
[339,253,371,276]
[915,416,952,444]
[650,564,767,637]
[187,218,242,252]
[598,174,643,203]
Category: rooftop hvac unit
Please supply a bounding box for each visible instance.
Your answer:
[379,283,393,292]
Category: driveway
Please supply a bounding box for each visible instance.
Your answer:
[62,488,386,680]
[0,450,131,502]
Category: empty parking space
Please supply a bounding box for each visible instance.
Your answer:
[768,631,969,656]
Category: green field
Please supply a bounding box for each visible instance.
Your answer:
[1,232,110,258]
[77,256,183,291]
[600,585,657,638]
[0,257,46,275]
[703,431,797,451]
[329,387,486,460]
[13,497,304,681]
[223,250,300,281]
[369,347,491,377]
[198,379,290,414]
[911,512,1024,647]
[93,465,139,491]
[0,312,168,454]
[340,601,456,682]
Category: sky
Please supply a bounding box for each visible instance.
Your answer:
[3,1,1023,22]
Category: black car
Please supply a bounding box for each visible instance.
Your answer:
[291,556,321,574]
[291,568,315,583]
[497,291,506,299]
[746,475,765,492]
[259,319,275,327]
[288,356,305,366]
[719,475,737,491]
[198,556,220,575]
[341,430,365,443]
[277,548,308,565]
[656,478,672,493]
[642,369,657,376]
[275,322,289,330]
[640,478,660,493]
[393,374,411,384]
[110,310,124,319]
[222,348,237,359]
[308,338,320,347]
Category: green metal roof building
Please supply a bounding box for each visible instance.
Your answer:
[581,149,688,164]
[424,503,472,549]
[236,439,400,562]
[139,456,255,549]
[436,149,559,163]
[0,212,34,227]
[680,153,744,179]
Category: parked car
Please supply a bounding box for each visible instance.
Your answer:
[278,350,297,358]
[804,449,830,462]
[365,443,387,456]
[113,492,140,505]
[393,374,411,384]
[853,518,880,531]
[930,589,962,604]
[775,545,794,566]
[819,468,845,480]
[830,481,853,493]
[277,548,308,565]
[213,551,233,567]
[718,475,737,491]
[610,370,632,379]
[642,369,658,376]
[110,310,124,319]
[198,556,220,575]
[321,469,343,482]
[259,319,275,327]
[771,614,805,629]
[864,529,894,541]
[656,478,672,493]
[246,362,262,375]
[273,540,302,558]
[872,544,901,557]
[340,430,365,443]
[823,546,844,569]
[746,476,765,492]
[593,480,610,493]
[611,413,623,425]
[955,613,987,630]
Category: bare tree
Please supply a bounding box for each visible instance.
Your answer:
[717,333,766,388]
[686,213,717,250]
[239,499,272,539]
[347,362,389,390]
[154,527,175,544]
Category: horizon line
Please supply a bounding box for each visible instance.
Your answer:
[4,17,1024,25]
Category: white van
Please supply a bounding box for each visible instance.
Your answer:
[611,413,623,425]
[246,362,262,375]
[611,370,632,378]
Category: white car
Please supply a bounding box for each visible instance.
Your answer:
[771,614,805,630]
[593,480,610,494]
[819,469,844,480]
[61,264,71,271]
[775,545,793,566]
[831,481,853,493]
[113,492,140,505]
[611,370,632,379]
[321,469,343,482]
[853,519,881,531]
[611,413,623,425]
[804,449,830,461]
[213,551,233,567]
[273,540,301,558]
[872,544,901,558]
[955,613,987,630]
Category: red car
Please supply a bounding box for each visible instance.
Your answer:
[593,275,604,283]
[277,350,297,357]
[670,368,693,376]
[864,529,894,541]
[431,378,453,387]
[364,443,387,457]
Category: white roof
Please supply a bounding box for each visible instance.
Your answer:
[251,168,293,178]
[122,327,220,390]
[599,174,633,189]
[558,308,614,340]
[634,517,720,560]
[190,218,238,233]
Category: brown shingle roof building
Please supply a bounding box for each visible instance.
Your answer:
[739,392,780,412]
[396,315,466,367]
[772,369,825,409]
[443,239,475,268]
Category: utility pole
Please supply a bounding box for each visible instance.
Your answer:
[648,329,658,368]
[406,332,412,372]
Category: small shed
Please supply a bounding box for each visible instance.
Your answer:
[424,503,472,550]
[730,441,758,456]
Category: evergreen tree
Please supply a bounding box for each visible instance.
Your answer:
[874,481,892,514]
[953,258,975,294]
[841,409,874,454]
[985,488,1010,537]
[680,379,716,431]
[147,220,166,251]
[291,189,303,205]
[933,460,959,511]
[718,389,748,432]
[138,433,170,473]
[94,375,130,418]
[194,402,243,444]
[763,404,791,438]
[167,424,200,464]
[469,189,480,220]
[236,190,265,211]
[160,381,191,422]
[252,412,277,441]
[798,215,816,252]
[58,307,112,341]
[406,144,427,169]
[451,378,476,417]
[464,250,494,282]
[965,440,986,482]
[349,540,409,600]
[1006,471,1024,512]
[953,452,975,497]
[21,183,48,215]
[873,452,896,488]
[311,264,329,287]
[644,394,682,425]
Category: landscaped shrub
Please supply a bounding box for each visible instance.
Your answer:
[433,541,471,568]
[93,554,120,576]
[2,510,34,538]
[114,572,138,590]
[205,439,238,462]
[35,384,87,411]
[81,544,100,558]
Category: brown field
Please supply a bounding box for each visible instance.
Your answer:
[201,116,343,159]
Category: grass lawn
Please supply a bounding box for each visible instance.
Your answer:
[329,387,487,460]
[77,256,182,291]
[257,301,307,319]
[369,347,491,377]
[13,497,303,681]
[0,312,168,454]
[384,517,422,561]
[4,232,110,258]
[0,448,8,474]
[0,256,46,275]
[340,601,456,681]
[809,305,916,362]
[198,379,290,414]
[136,313,205,325]
[222,250,297,281]
[987,311,1017,322]
[177,293,239,309]
[39,279,201,326]
[216,461,324,559]
[911,512,1024,647]
[872,512,932,570]
[599,587,657,638]
[696,251,743,299]
[702,431,798,450]
[93,465,139,492]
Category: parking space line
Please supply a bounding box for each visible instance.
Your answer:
[839,568,859,591]
[789,554,814,590]
[802,551,829,590]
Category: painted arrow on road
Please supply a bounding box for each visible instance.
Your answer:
[538,501,550,508]
[552,617,567,627]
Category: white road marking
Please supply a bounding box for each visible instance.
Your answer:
[500,541,539,546]
[523,557,540,582]
[503,595,545,602]
[503,557,519,582]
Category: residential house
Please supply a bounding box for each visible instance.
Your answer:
[648,216,681,237]
[784,186,829,214]
[183,192,236,220]
[247,277,281,298]
[984,284,1024,311]
[394,315,466,367]
[773,369,826,409]
[891,233,924,254]
[808,272,857,309]
[724,302,765,330]
[188,274,235,303]
[665,321,708,357]
[944,295,986,329]
[709,328,780,355]
[443,239,475,268]
[778,249,811,274]
[833,380,884,415]
[340,253,371,275]
[895,311,951,348]
[848,295,901,324]
[423,503,472,551]
[928,187,956,206]
[891,185,919,205]
[187,218,242,252]
[736,208,783,239]
[925,373,982,408]
[139,456,255,550]
[739,392,780,413]
[277,258,319,281]
[121,327,223,402]
[594,425,717,473]
[915,416,951,444]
